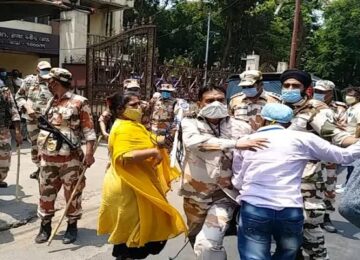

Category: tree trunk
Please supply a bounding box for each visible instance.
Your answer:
[221,19,233,66]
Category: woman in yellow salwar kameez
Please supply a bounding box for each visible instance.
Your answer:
[97,92,187,260]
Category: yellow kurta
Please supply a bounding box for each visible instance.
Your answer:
[97,119,187,247]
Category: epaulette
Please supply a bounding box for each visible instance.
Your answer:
[230,92,245,101]
[184,111,198,119]
[265,91,282,102]
[23,74,37,84]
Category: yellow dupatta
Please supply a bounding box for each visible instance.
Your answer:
[97,119,187,246]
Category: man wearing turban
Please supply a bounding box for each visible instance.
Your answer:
[280,69,359,259]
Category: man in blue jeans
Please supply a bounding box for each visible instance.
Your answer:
[232,103,360,260]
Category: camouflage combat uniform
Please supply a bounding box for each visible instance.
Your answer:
[99,110,112,124]
[180,115,252,259]
[289,98,350,259]
[345,101,360,136]
[1,77,15,95]
[98,109,112,135]
[229,90,281,128]
[0,86,21,183]
[15,75,53,169]
[37,91,96,222]
[323,101,348,211]
[139,100,151,129]
[150,97,177,135]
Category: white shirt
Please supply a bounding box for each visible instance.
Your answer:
[232,125,360,210]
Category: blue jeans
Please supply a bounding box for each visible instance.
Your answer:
[238,202,304,260]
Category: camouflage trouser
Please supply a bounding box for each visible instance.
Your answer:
[323,163,337,212]
[26,118,40,167]
[21,118,28,140]
[37,152,85,221]
[0,129,11,182]
[183,195,237,260]
[302,181,328,260]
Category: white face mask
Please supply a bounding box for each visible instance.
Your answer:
[198,101,229,119]
[345,96,357,105]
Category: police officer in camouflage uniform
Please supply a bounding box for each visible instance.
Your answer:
[11,69,23,95]
[0,68,15,95]
[15,61,53,180]
[313,80,348,233]
[180,84,267,260]
[150,83,178,136]
[0,81,23,188]
[229,70,281,130]
[35,68,96,244]
[280,69,358,260]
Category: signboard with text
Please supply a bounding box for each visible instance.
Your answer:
[0,27,59,55]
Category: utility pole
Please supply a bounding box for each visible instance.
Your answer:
[204,12,211,86]
[289,0,301,68]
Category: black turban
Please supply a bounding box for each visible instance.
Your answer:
[280,69,312,88]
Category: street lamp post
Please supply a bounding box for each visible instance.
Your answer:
[289,0,301,68]
[204,12,211,87]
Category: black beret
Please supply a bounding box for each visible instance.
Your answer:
[280,69,312,88]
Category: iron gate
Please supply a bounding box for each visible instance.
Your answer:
[86,18,156,124]
[154,65,238,101]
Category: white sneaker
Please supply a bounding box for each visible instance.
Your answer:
[336,187,346,194]
[336,184,345,189]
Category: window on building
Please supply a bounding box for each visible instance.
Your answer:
[38,16,50,25]
[21,16,50,25]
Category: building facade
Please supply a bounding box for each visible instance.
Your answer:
[0,0,133,81]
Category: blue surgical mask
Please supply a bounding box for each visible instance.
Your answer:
[39,69,50,78]
[161,91,171,99]
[242,87,258,97]
[313,93,325,102]
[0,72,7,78]
[281,89,302,104]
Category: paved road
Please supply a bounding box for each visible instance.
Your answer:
[0,142,359,260]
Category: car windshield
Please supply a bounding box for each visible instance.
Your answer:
[226,79,241,103]
[263,80,282,95]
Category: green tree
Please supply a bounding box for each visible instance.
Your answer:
[305,0,360,88]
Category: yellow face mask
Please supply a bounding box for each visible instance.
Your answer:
[123,107,142,122]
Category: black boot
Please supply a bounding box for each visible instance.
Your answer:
[35,221,52,244]
[0,181,8,188]
[321,213,337,233]
[30,168,40,180]
[63,221,78,244]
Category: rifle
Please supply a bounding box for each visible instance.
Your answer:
[38,115,79,151]
[170,100,189,168]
